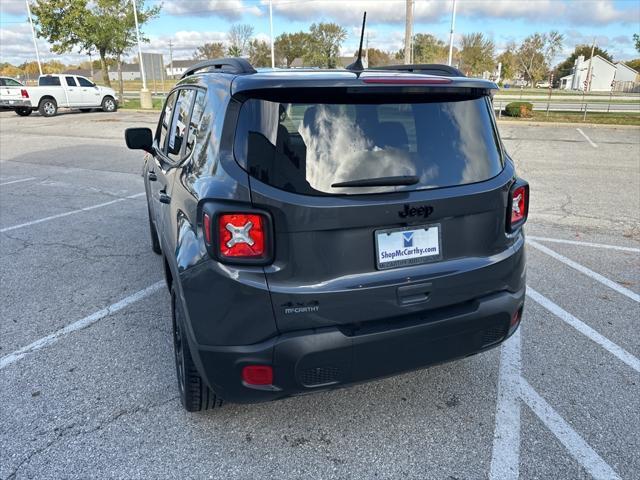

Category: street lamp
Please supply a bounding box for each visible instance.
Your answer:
[132,0,152,109]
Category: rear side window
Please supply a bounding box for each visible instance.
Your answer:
[166,89,196,162]
[39,76,61,86]
[2,78,22,86]
[185,90,207,158]
[234,95,503,195]
[65,76,77,87]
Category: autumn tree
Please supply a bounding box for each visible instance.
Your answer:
[304,22,347,68]
[365,48,392,67]
[193,42,225,60]
[227,24,254,57]
[249,40,271,67]
[459,33,495,76]
[31,0,158,88]
[516,31,563,86]
[413,34,448,64]
[496,42,519,82]
[275,32,307,67]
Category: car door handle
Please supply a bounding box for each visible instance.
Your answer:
[147,172,157,181]
[397,283,431,305]
[159,193,171,204]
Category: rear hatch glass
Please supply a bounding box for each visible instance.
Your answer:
[234,91,503,195]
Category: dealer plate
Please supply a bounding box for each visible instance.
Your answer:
[375,224,441,270]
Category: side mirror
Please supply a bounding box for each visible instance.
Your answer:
[125,127,154,154]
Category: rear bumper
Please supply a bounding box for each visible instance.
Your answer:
[192,286,525,404]
[0,99,31,109]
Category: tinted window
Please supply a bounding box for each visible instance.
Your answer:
[185,90,207,158]
[65,76,77,87]
[235,96,503,195]
[158,91,178,153]
[166,89,195,162]
[77,77,94,87]
[3,78,22,86]
[39,76,61,86]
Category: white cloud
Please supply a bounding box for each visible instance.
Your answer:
[265,0,448,25]
[0,23,88,65]
[1,0,26,17]
[163,0,262,21]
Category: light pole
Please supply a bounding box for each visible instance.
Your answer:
[25,0,43,76]
[447,0,457,66]
[269,0,275,68]
[132,0,152,108]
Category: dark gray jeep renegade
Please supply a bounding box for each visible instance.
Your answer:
[125,58,529,412]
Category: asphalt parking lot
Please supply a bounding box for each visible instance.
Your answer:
[1,110,638,480]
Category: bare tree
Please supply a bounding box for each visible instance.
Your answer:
[193,42,225,60]
[517,31,563,86]
[227,24,254,57]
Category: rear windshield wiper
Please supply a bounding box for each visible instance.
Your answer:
[331,175,419,188]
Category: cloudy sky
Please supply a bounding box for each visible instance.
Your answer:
[1,0,639,67]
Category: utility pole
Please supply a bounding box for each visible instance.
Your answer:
[269,0,275,68]
[582,39,596,121]
[25,0,42,76]
[404,0,413,64]
[447,0,457,66]
[168,40,174,80]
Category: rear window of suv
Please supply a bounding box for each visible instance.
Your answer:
[234,92,503,195]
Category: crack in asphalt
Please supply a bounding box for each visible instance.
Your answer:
[4,396,179,480]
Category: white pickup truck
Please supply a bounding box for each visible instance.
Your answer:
[0,74,118,117]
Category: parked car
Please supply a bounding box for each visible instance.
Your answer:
[2,74,117,117]
[0,76,29,112]
[536,81,551,88]
[125,58,529,412]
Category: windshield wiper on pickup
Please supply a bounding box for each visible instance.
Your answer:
[331,175,419,188]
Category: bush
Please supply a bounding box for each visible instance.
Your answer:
[504,101,533,118]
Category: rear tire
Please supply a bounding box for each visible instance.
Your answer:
[172,285,223,412]
[15,108,32,116]
[147,205,162,255]
[101,96,117,113]
[38,98,57,117]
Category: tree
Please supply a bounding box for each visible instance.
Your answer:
[275,32,307,67]
[459,33,495,76]
[304,22,347,68]
[227,24,254,57]
[516,31,563,86]
[634,33,640,53]
[43,60,66,73]
[365,48,392,67]
[0,64,23,78]
[249,40,271,67]
[553,44,613,81]
[31,0,158,88]
[413,34,448,64]
[625,59,640,72]
[227,45,242,57]
[496,42,519,82]
[20,61,41,80]
[193,42,225,60]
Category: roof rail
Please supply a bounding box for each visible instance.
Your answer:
[181,58,257,79]
[371,64,465,77]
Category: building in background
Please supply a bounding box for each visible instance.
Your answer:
[166,60,195,78]
[107,63,142,82]
[560,55,639,92]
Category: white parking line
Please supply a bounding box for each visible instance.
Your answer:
[489,328,521,480]
[527,287,640,373]
[527,235,640,253]
[520,378,621,480]
[0,192,145,233]
[527,239,640,303]
[0,177,37,186]
[0,281,164,371]
[576,128,598,148]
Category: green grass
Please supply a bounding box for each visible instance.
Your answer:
[119,97,163,110]
[499,111,640,126]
